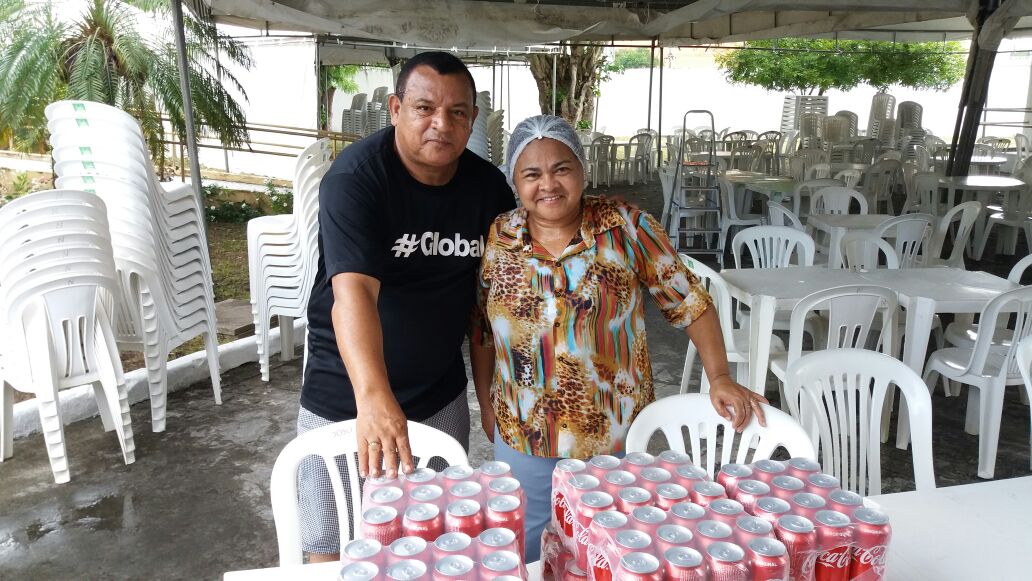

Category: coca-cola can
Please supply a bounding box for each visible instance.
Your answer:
[400,467,437,492]
[616,551,663,581]
[630,506,668,535]
[827,489,864,515]
[588,455,623,478]
[553,459,587,533]
[447,481,483,503]
[707,498,745,527]
[563,563,588,581]
[486,495,525,557]
[402,503,444,542]
[487,476,522,499]
[444,499,484,537]
[480,549,522,577]
[690,481,727,507]
[750,459,787,484]
[753,496,792,527]
[432,554,475,580]
[589,511,628,581]
[716,463,754,496]
[791,491,829,521]
[361,505,401,546]
[807,473,842,499]
[775,514,818,581]
[389,536,430,563]
[655,483,690,511]
[614,529,654,558]
[655,524,694,555]
[668,501,707,528]
[733,479,771,513]
[477,526,519,558]
[663,547,706,581]
[575,491,615,570]
[563,474,601,535]
[705,541,749,580]
[657,450,693,473]
[694,520,733,551]
[769,475,806,501]
[342,538,383,566]
[785,457,822,480]
[622,452,657,475]
[748,537,789,581]
[814,510,854,581]
[339,561,380,581]
[386,559,429,580]
[603,469,638,496]
[409,484,444,504]
[441,464,476,485]
[639,467,673,489]
[368,486,405,510]
[734,514,774,545]
[478,460,512,482]
[673,464,709,488]
[617,486,654,513]
[363,474,400,497]
[850,507,891,581]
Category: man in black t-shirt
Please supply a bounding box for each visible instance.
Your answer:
[298,52,515,560]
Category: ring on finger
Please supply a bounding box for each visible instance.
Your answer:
[368,440,382,448]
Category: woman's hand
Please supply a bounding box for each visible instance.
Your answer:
[708,374,768,432]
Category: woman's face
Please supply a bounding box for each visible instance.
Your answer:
[513,138,584,224]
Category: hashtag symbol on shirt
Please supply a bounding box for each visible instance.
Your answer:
[391,233,419,257]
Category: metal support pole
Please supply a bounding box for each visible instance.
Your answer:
[551,50,558,115]
[658,45,664,165]
[647,40,656,133]
[491,58,497,111]
[948,1,1000,177]
[171,0,204,212]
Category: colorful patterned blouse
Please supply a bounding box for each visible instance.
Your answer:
[476,196,713,458]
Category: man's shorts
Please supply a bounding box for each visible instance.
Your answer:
[295,392,470,554]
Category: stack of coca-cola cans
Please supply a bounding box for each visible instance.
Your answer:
[543,453,891,581]
[341,461,528,580]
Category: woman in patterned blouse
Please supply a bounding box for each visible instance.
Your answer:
[472,115,768,561]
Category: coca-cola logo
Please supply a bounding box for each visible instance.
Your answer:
[817,546,852,568]
[576,525,590,546]
[855,545,888,572]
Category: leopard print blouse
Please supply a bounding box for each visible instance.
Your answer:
[475,195,712,458]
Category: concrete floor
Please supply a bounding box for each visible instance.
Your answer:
[1,182,1030,580]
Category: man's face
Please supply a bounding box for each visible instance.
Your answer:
[389,66,477,171]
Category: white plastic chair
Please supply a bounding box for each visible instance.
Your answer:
[920,201,981,269]
[943,254,1032,353]
[840,232,899,271]
[923,285,1032,479]
[0,190,136,483]
[590,135,615,188]
[861,159,902,214]
[972,188,1032,261]
[732,225,815,269]
[874,213,934,269]
[834,169,863,189]
[622,133,653,185]
[804,162,832,181]
[791,178,843,220]
[269,419,469,566]
[1015,335,1032,470]
[902,172,943,215]
[787,349,935,495]
[624,394,816,479]
[767,202,804,232]
[717,178,764,256]
[810,186,869,216]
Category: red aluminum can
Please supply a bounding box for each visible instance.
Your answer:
[616,552,663,581]
[487,476,523,500]
[716,463,754,497]
[733,479,771,514]
[402,503,444,542]
[747,537,790,581]
[563,474,601,535]
[657,450,693,472]
[575,491,615,570]
[753,497,792,528]
[769,475,805,501]
[616,486,654,513]
[447,481,483,503]
[478,460,512,482]
[639,467,673,490]
[734,514,773,546]
[588,510,628,581]
[603,469,637,496]
[705,541,750,581]
[673,464,709,488]
[432,531,473,561]
[477,527,519,558]
[479,549,522,577]
[807,473,842,499]
[339,562,380,580]
[441,464,476,486]
[629,506,668,535]
[409,484,444,505]
[445,499,484,537]
[694,520,734,551]
[553,459,587,533]
[785,457,822,480]
[368,486,405,511]
[814,510,854,581]
[389,536,430,563]
[563,563,589,581]
[400,467,438,492]
[361,505,402,546]
[827,489,864,515]
[341,538,384,567]
[655,524,694,555]
[432,554,475,580]
[750,459,787,484]
[386,558,429,580]
[791,491,828,521]
[655,483,690,511]
[668,501,706,528]
[613,529,654,558]
[622,452,657,475]
[363,474,401,497]
[850,507,891,581]
[663,547,706,581]
[707,498,745,527]
[775,514,818,581]
[588,454,623,478]
[690,481,727,507]
[486,495,525,558]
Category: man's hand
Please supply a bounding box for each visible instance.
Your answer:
[356,391,414,479]
[479,402,496,443]
[708,374,768,432]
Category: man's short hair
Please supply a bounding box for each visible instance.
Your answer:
[395,51,477,104]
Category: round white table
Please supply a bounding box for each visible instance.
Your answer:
[937,175,1026,254]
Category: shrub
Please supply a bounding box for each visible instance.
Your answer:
[264,179,293,214]
[204,183,264,223]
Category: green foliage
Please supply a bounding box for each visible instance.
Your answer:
[0,0,252,155]
[203,183,262,223]
[576,119,592,130]
[326,65,360,94]
[263,179,292,214]
[607,48,657,73]
[714,39,966,95]
[1,170,32,204]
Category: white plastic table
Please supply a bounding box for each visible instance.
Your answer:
[806,213,894,268]
[224,558,545,580]
[937,175,1026,254]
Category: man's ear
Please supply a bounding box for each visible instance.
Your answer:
[388,94,402,126]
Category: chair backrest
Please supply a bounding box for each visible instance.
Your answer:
[717,178,745,221]
[811,186,869,216]
[630,133,653,160]
[834,110,859,137]
[591,135,615,162]
[905,171,941,214]
[962,286,1032,379]
[624,394,816,478]
[925,201,981,268]
[840,231,899,271]
[269,420,469,565]
[875,213,934,268]
[850,138,880,164]
[728,144,759,171]
[833,169,863,188]
[787,349,935,495]
[732,225,815,268]
[972,143,996,158]
[679,256,735,356]
[767,201,804,231]
[1007,253,1032,284]
[1016,335,1032,405]
[804,162,832,181]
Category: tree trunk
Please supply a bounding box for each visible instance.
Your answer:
[528,45,604,129]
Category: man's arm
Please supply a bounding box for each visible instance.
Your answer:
[470,334,496,442]
[331,272,414,478]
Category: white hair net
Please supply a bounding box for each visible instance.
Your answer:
[504,115,588,187]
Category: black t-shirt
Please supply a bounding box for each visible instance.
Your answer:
[302,127,515,421]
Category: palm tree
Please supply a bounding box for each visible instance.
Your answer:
[0,0,251,163]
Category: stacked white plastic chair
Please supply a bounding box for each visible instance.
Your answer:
[340,93,368,137]
[45,100,220,433]
[486,110,505,166]
[834,110,859,138]
[468,91,493,162]
[249,140,332,381]
[866,92,896,142]
[0,190,136,483]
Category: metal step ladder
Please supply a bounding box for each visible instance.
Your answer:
[665,110,724,265]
